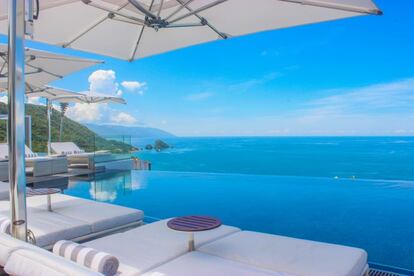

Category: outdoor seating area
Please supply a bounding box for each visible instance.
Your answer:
[51,142,112,169]
[0,218,370,275]
[1,0,407,275]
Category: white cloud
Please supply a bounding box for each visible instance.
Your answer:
[186,92,214,101]
[306,77,414,114]
[170,77,414,136]
[88,70,119,95]
[26,96,44,106]
[121,81,147,95]
[262,77,414,136]
[66,103,105,122]
[110,112,137,125]
[229,72,280,92]
[66,102,138,126]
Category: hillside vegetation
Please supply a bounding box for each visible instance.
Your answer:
[0,103,135,153]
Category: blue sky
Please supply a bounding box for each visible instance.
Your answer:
[2,0,414,136]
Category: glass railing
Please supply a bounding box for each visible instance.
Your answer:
[50,134,135,168]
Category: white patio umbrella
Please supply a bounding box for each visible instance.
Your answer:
[0,43,103,91]
[0,0,382,60]
[26,86,125,155]
[53,91,127,104]
[0,0,382,240]
[26,86,81,155]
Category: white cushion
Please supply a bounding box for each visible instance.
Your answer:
[143,251,293,276]
[0,232,31,266]
[51,142,82,155]
[27,194,144,232]
[199,231,368,276]
[5,247,102,276]
[0,233,100,275]
[0,201,91,248]
[85,219,240,274]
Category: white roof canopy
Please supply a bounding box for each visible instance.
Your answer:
[0,0,382,61]
[0,44,102,92]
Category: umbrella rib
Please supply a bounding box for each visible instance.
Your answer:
[111,16,144,26]
[63,1,134,48]
[129,25,146,61]
[175,0,227,39]
[169,0,227,24]
[26,63,63,79]
[157,0,164,17]
[30,55,103,64]
[164,0,194,21]
[128,0,154,60]
[276,0,382,15]
[86,0,145,24]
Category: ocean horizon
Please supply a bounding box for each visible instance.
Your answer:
[135,136,414,181]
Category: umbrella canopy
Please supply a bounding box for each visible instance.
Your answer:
[0,0,381,60]
[0,43,103,91]
[25,85,81,99]
[52,91,126,104]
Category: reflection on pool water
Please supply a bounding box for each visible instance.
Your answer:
[65,170,414,270]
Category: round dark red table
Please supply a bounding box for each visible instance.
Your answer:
[167,216,222,251]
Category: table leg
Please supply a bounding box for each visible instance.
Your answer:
[47,194,52,211]
[188,232,195,251]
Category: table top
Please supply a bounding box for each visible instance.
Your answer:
[26,188,61,197]
[167,216,222,232]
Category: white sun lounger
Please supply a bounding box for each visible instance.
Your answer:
[0,144,68,178]
[83,219,369,276]
[142,251,293,276]
[51,142,111,169]
[198,231,369,276]
[83,219,240,275]
[0,193,143,248]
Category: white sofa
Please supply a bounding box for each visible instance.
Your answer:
[0,144,68,178]
[51,142,111,169]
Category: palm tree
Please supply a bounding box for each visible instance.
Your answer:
[59,102,69,141]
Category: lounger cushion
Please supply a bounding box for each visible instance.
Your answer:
[198,231,368,276]
[5,247,102,276]
[27,194,144,232]
[0,233,100,275]
[0,201,91,248]
[142,251,293,276]
[84,219,240,274]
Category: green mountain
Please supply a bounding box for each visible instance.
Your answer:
[0,103,135,153]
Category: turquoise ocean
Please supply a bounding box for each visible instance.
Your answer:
[135,136,414,181]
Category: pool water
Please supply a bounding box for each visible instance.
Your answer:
[65,170,414,270]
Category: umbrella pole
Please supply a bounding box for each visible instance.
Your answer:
[46,99,51,155]
[7,0,27,241]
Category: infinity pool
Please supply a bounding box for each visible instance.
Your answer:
[65,170,414,270]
